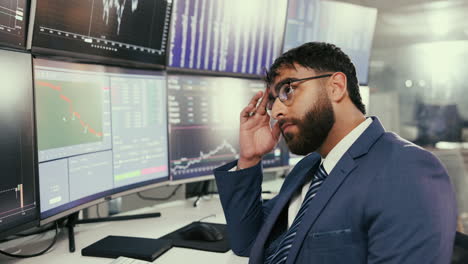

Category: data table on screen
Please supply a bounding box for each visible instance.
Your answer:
[111,74,169,188]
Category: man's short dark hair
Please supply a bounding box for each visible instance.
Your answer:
[265,42,366,114]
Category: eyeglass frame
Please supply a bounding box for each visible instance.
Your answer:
[266,73,333,115]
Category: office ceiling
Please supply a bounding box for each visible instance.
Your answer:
[338,0,468,48]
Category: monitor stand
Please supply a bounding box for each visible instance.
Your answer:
[66,211,161,253]
[192,180,211,207]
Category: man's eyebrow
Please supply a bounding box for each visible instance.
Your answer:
[273,77,298,91]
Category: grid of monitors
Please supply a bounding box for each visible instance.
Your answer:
[0,49,38,238]
[283,0,377,85]
[0,0,382,237]
[0,0,28,49]
[34,59,169,221]
[31,0,172,67]
[168,74,289,181]
[168,0,288,76]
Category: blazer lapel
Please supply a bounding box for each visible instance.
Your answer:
[248,154,321,264]
[286,152,357,264]
[285,116,386,264]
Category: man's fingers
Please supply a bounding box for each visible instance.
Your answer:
[240,104,255,122]
[248,91,263,109]
[241,91,264,122]
[256,88,270,115]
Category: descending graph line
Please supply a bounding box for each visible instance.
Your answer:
[36,81,103,137]
[171,140,238,173]
[102,0,139,35]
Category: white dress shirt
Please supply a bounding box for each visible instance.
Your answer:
[287,118,372,228]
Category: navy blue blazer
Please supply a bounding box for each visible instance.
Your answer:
[214,117,457,264]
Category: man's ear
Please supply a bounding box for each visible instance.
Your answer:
[328,72,347,102]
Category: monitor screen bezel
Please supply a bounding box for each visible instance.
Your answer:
[166,66,266,80]
[31,47,166,71]
[169,166,290,185]
[39,179,169,225]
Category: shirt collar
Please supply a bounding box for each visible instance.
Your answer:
[322,117,373,175]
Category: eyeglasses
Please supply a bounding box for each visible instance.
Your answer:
[266,73,333,115]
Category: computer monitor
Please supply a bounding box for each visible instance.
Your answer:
[29,0,173,68]
[34,58,169,224]
[0,0,28,49]
[168,74,289,182]
[0,49,38,239]
[415,103,463,146]
[283,0,377,85]
[167,0,288,77]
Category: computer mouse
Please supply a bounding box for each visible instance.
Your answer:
[180,222,224,242]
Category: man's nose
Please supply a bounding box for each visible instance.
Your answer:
[271,98,287,120]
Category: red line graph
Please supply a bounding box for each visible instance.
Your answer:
[36,81,103,137]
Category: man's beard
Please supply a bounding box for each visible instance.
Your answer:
[279,95,335,155]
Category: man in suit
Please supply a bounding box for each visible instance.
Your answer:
[214,42,457,264]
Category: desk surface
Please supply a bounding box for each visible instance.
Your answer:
[0,197,247,264]
[0,179,284,264]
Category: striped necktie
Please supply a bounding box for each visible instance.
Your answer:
[265,164,328,264]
